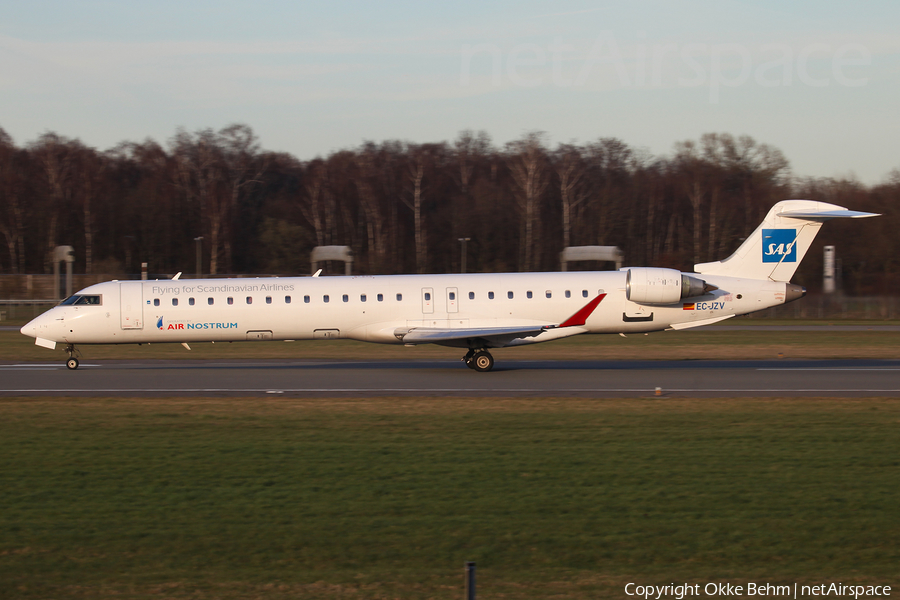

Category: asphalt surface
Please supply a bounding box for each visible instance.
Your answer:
[1,358,899,397]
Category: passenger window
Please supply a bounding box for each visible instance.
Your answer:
[527,291,533,299]
[324,295,330,303]
[396,293,402,301]
[266,296,272,304]
[583,290,588,298]
[208,298,214,305]
[154,298,160,307]
[303,295,310,303]
[246,296,252,304]
[189,297,195,306]
[449,292,455,300]
[507,291,514,299]
[565,290,571,298]
[377,293,383,302]
[469,291,475,300]
[546,291,552,298]
[172,298,178,306]
[343,294,349,302]
[285,296,291,304]
[424,292,431,301]
[227,297,234,305]
[360,294,367,302]
[488,291,494,299]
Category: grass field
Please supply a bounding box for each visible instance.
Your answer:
[3,321,900,363]
[2,396,898,599]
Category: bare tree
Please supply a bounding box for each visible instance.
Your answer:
[171,129,227,274]
[553,144,588,250]
[402,145,430,273]
[218,124,264,272]
[673,139,706,265]
[73,148,107,274]
[301,159,327,247]
[507,132,549,271]
[30,133,83,271]
[452,130,491,194]
[585,138,633,246]
[354,145,387,273]
[0,129,26,273]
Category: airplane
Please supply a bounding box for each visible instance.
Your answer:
[20,200,877,372]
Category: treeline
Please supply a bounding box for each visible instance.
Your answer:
[0,124,897,294]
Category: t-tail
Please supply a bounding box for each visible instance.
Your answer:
[694,200,878,281]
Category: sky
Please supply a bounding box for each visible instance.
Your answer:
[1,0,899,183]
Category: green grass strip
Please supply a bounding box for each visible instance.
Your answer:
[1,397,898,599]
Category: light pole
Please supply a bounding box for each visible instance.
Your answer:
[194,237,204,279]
[458,238,470,273]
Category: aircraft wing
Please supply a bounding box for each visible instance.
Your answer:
[394,293,606,346]
[396,324,547,344]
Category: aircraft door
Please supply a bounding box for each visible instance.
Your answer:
[421,287,434,314]
[446,287,458,313]
[119,282,144,329]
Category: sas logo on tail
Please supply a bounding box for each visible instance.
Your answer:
[762,229,797,263]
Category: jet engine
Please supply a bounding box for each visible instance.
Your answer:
[625,267,714,305]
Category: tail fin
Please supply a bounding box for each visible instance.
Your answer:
[694,200,878,281]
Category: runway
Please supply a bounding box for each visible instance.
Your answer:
[1,358,899,397]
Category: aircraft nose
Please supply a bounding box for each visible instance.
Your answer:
[21,310,63,340]
[20,319,37,338]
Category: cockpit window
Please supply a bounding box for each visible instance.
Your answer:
[60,295,102,306]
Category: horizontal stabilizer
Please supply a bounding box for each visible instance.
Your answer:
[777,208,879,220]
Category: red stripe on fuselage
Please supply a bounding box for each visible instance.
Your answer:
[559,293,607,328]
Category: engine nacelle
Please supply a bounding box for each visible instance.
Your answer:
[625,267,711,305]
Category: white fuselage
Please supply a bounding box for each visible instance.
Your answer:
[22,271,790,348]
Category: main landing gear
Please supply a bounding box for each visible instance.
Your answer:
[463,348,494,372]
[65,344,80,370]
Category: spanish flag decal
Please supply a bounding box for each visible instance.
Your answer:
[683,303,695,310]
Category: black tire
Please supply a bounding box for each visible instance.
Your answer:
[66,357,79,370]
[472,351,494,372]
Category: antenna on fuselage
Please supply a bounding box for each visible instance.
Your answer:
[312,269,322,278]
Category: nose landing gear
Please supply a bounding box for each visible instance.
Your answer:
[65,344,80,370]
[462,348,494,372]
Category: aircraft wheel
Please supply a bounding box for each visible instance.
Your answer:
[66,357,80,370]
[472,351,494,372]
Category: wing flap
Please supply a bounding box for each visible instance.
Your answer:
[666,314,734,331]
[396,325,545,344]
